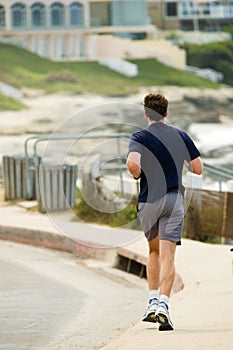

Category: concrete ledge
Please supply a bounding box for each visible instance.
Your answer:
[0,224,116,261]
[117,246,184,295]
[118,246,147,266]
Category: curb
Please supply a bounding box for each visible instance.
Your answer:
[0,224,116,261]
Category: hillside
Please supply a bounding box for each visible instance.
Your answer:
[0,42,220,110]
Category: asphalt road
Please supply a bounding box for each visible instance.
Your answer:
[0,241,146,350]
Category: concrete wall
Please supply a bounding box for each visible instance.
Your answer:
[90,2,110,26]
[163,18,180,30]
[0,81,23,100]
[148,2,164,29]
[93,35,186,69]
[148,1,179,30]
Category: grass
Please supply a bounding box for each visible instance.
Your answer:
[0,92,26,111]
[0,42,219,100]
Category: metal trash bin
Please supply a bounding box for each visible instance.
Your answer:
[36,164,77,213]
[2,155,39,201]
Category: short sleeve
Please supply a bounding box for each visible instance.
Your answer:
[128,132,143,155]
[178,130,201,161]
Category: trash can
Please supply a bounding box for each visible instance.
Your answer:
[2,155,39,201]
[36,164,77,213]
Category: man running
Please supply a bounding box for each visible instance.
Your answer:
[127,92,202,331]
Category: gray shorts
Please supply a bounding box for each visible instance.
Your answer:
[137,192,184,245]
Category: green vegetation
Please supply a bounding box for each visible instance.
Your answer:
[0,92,26,111]
[73,193,139,229]
[223,25,233,39]
[129,59,218,89]
[0,42,219,98]
[184,40,233,86]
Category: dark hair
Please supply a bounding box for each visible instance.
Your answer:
[144,93,168,121]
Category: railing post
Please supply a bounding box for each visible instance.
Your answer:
[117,137,124,197]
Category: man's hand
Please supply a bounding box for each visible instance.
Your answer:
[126,152,141,179]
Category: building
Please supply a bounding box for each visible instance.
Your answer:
[148,0,233,31]
[0,1,232,61]
[0,0,153,60]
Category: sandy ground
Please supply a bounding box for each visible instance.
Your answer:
[1,85,233,136]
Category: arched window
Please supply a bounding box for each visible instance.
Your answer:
[0,5,5,27]
[31,3,45,27]
[70,2,84,26]
[51,2,64,26]
[11,3,26,27]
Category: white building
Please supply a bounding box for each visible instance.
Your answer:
[148,0,233,31]
[0,0,153,60]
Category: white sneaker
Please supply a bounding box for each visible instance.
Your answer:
[155,302,174,331]
[142,298,159,323]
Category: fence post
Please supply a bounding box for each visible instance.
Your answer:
[221,181,233,244]
[185,173,203,240]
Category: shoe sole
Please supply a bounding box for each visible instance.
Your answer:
[156,313,174,331]
[158,323,174,331]
[142,311,157,323]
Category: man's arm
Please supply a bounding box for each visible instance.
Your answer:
[126,152,141,179]
[185,156,203,175]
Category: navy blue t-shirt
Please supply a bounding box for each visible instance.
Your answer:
[128,123,201,203]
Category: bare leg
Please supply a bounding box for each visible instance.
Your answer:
[147,236,160,290]
[142,237,160,322]
[159,240,176,297]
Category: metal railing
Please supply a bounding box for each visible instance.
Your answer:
[203,162,233,192]
[25,134,233,192]
[178,3,233,20]
[24,133,130,199]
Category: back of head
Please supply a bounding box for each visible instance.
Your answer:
[144,93,168,121]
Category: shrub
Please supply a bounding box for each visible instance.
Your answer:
[184,40,233,86]
[73,192,139,229]
[45,70,78,83]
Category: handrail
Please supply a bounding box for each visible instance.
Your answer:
[203,162,233,179]
[203,163,233,191]
[24,133,131,198]
[32,132,131,157]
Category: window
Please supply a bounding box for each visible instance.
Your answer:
[31,3,45,27]
[70,2,84,26]
[11,3,26,27]
[0,5,5,27]
[203,3,210,15]
[166,2,178,17]
[51,2,64,26]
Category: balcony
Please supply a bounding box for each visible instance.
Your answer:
[178,4,233,20]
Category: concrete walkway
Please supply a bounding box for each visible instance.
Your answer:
[101,239,233,350]
[0,201,232,350]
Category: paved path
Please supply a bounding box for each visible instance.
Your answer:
[0,240,146,350]
[100,240,233,350]
[0,243,84,350]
